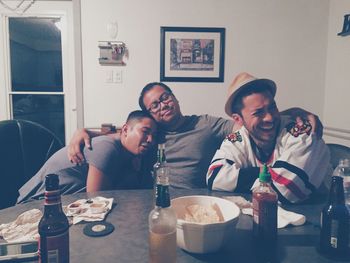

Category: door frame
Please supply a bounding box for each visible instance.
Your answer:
[0,0,84,143]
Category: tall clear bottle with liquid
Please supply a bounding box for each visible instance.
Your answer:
[252,164,278,262]
[320,175,350,260]
[38,174,69,263]
[149,144,177,263]
[333,159,350,208]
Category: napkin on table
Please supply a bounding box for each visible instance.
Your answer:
[223,196,306,228]
[65,196,114,224]
[0,196,113,243]
[0,208,42,243]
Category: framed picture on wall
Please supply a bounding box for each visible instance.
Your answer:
[160,26,225,82]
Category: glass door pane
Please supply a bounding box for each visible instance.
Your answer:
[8,17,65,143]
[12,94,65,144]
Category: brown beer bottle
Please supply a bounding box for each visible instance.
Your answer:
[320,175,350,260]
[252,164,278,262]
[38,174,69,263]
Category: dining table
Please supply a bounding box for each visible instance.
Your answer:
[0,188,344,263]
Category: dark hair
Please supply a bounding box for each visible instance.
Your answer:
[138,82,173,111]
[126,110,153,123]
[231,84,274,116]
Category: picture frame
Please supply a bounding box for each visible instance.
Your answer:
[160,26,225,82]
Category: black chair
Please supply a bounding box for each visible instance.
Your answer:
[327,143,350,169]
[0,119,63,209]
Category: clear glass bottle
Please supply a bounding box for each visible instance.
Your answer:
[252,164,278,262]
[149,148,176,263]
[320,175,350,260]
[38,174,69,263]
[332,159,350,208]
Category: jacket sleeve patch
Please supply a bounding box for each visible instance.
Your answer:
[286,120,312,137]
[226,131,242,143]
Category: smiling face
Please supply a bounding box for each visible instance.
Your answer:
[142,85,183,129]
[121,117,157,155]
[239,91,281,150]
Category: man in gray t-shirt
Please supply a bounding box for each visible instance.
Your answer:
[69,82,321,190]
[158,114,232,189]
[17,110,157,203]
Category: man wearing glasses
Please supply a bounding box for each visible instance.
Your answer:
[68,82,322,190]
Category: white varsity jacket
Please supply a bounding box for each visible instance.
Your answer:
[207,116,331,203]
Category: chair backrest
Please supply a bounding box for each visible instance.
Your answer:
[327,143,350,170]
[0,119,63,209]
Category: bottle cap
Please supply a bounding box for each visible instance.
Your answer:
[45,174,59,191]
[158,143,165,150]
[157,144,166,163]
[259,165,271,183]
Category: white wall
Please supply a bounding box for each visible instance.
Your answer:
[80,0,330,128]
[323,0,350,147]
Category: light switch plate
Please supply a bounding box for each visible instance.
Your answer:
[105,70,113,83]
[114,70,122,83]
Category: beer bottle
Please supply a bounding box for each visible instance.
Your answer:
[152,144,166,203]
[38,174,69,263]
[252,164,278,262]
[320,175,350,260]
[149,146,177,263]
[152,144,166,183]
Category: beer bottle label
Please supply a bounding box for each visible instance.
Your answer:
[40,231,69,263]
[330,219,339,248]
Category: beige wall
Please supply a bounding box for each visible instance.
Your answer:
[1,1,349,146]
[80,0,330,128]
[323,0,350,146]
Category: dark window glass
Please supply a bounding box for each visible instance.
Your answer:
[12,94,65,144]
[9,17,63,92]
[8,17,65,143]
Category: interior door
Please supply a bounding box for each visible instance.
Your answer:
[0,1,78,144]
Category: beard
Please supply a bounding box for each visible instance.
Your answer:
[244,120,280,152]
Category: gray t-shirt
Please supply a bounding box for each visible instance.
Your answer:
[17,136,150,203]
[159,115,233,189]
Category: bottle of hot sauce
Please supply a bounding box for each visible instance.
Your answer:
[38,174,69,263]
[252,164,278,262]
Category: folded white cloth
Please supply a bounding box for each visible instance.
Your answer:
[65,196,114,224]
[0,209,42,242]
[223,196,306,229]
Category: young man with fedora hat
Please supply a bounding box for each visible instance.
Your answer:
[207,72,331,203]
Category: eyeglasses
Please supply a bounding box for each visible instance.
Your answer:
[147,92,173,113]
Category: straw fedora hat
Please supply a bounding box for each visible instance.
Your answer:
[224,72,277,116]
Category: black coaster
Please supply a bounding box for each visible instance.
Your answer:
[83,221,115,237]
